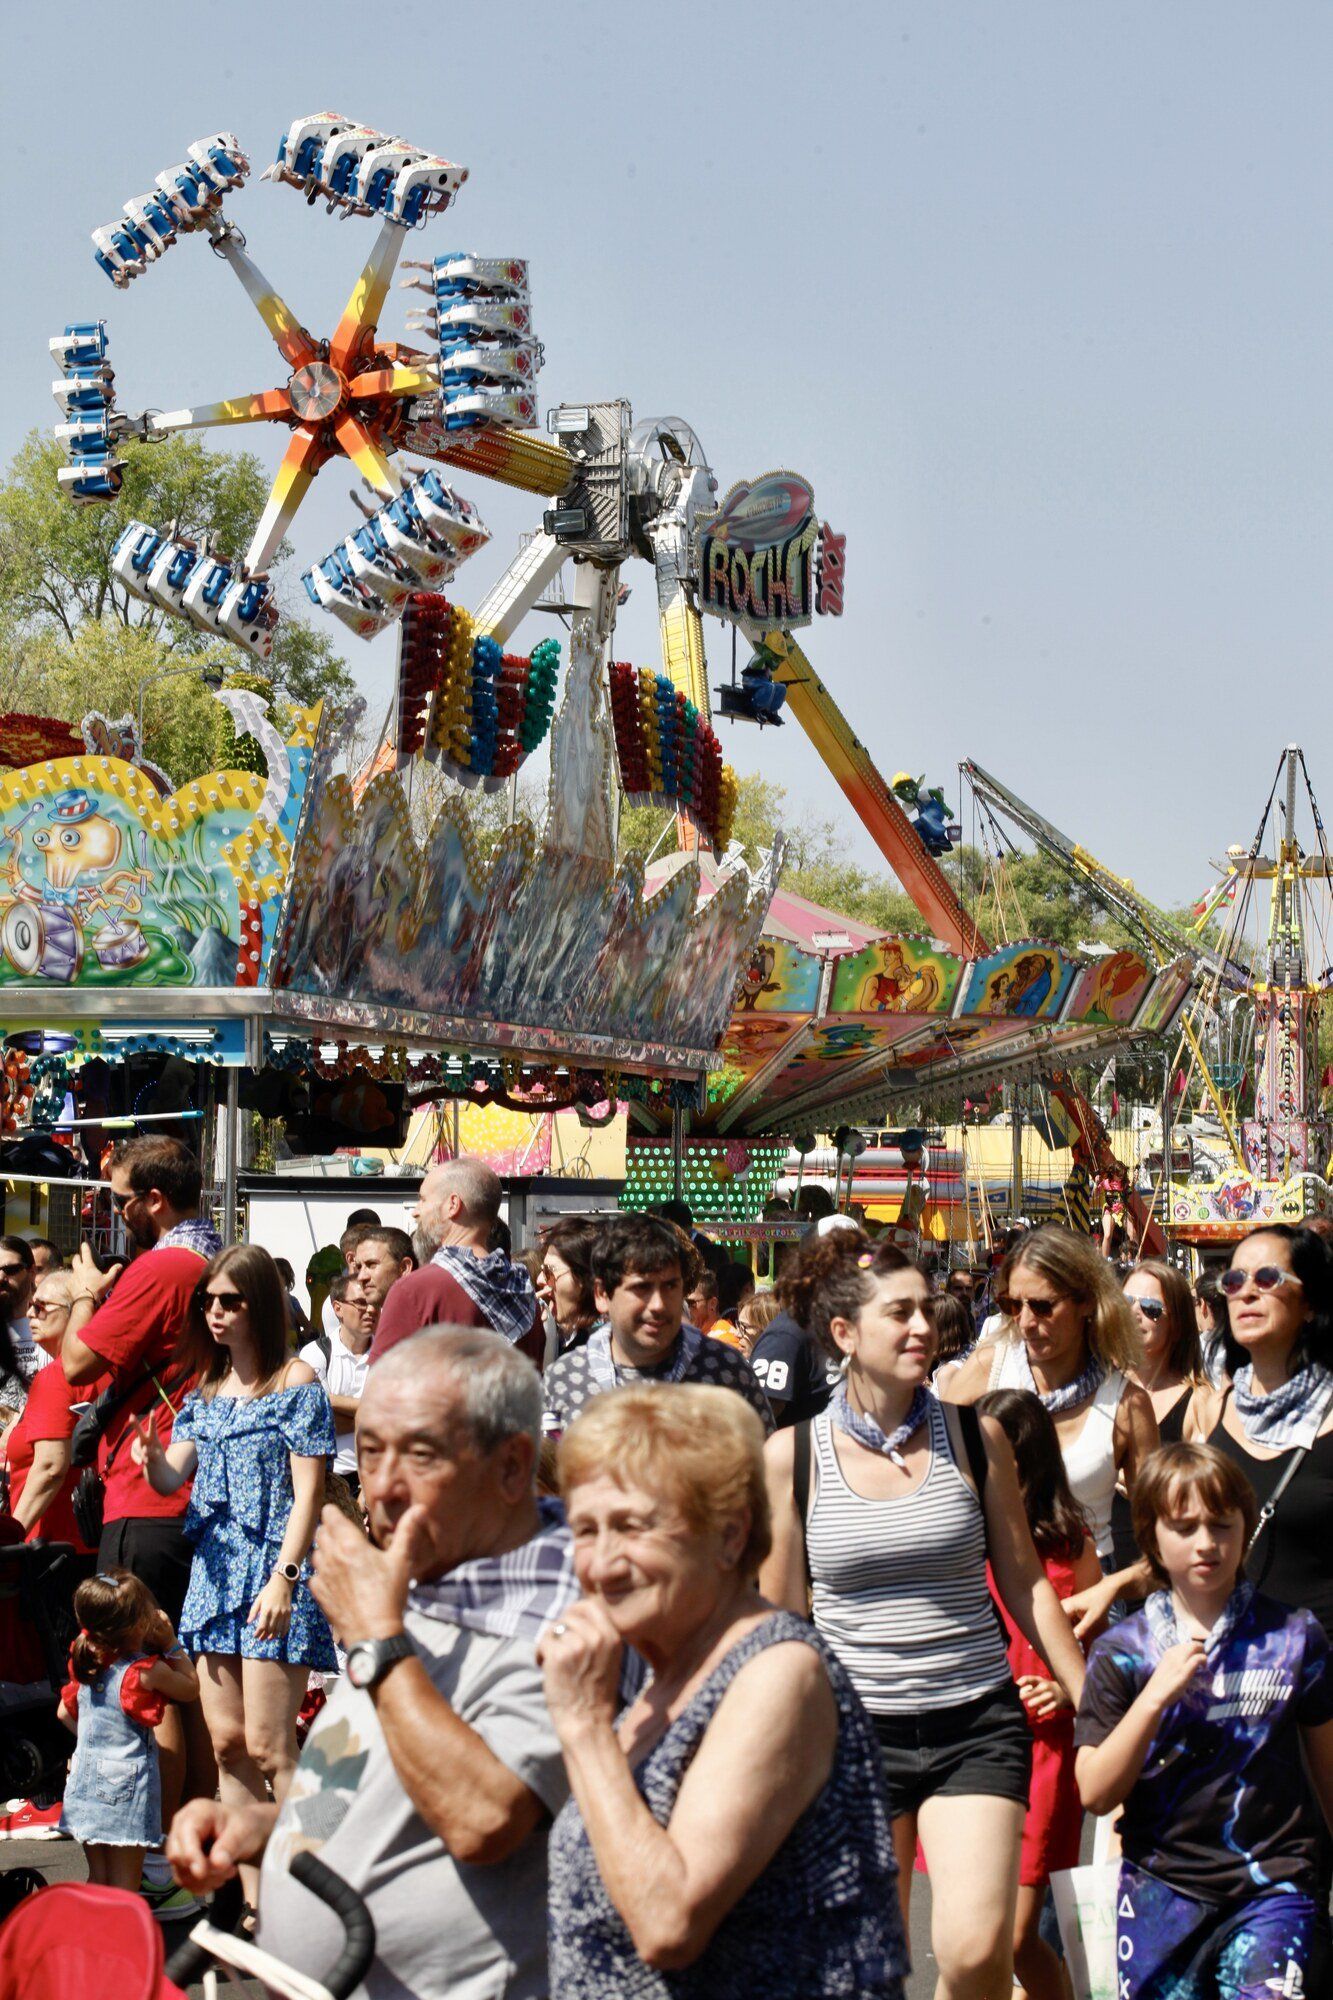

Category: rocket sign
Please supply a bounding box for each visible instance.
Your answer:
[695,471,844,631]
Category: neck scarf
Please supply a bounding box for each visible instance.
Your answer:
[586,1323,703,1394]
[1143,1579,1255,1665]
[431,1244,536,1346]
[410,1499,579,1643]
[1013,1338,1105,1416]
[1231,1360,1333,1452]
[832,1383,930,1467]
[155,1218,223,1260]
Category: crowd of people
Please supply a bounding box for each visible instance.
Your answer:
[3,1134,1333,1998]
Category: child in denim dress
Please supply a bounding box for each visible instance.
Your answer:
[59,1569,199,1890]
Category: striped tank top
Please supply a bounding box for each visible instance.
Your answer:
[806,1393,1012,1715]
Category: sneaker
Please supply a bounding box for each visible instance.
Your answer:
[0,1800,66,1840]
[139,1876,202,1922]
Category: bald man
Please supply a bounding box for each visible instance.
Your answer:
[370,1159,544,1370]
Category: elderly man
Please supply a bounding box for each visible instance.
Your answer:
[167,1327,577,1998]
[369,1158,542,1367]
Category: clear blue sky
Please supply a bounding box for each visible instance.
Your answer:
[7,3,1333,908]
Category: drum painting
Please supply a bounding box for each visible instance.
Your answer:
[2,902,83,982]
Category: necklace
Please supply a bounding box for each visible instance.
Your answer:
[831,1383,931,1468]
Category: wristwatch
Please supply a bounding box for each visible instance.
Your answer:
[272,1560,301,1584]
[346,1633,414,1690]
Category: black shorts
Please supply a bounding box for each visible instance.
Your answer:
[872,1679,1032,1819]
[98,1515,194,1628]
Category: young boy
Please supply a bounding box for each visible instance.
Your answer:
[1074,1441,1333,1999]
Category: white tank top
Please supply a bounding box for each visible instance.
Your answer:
[987,1337,1126,1562]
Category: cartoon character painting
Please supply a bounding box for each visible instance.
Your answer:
[978,949,1058,1018]
[736,943,781,1011]
[861,940,944,1014]
[1,787,149,981]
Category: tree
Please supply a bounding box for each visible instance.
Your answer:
[0,429,355,778]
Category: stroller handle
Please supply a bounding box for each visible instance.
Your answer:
[164,1852,376,1998]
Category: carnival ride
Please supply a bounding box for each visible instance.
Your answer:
[11,112,1211,1250]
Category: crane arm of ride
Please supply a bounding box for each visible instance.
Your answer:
[759,628,984,959]
[963,757,1250,991]
[747,635,1164,1248]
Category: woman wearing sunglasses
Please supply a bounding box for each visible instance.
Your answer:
[2,1270,94,1551]
[1105,1262,1206,1582]
[943,1225,1158,1586]
[133,1244,335,1909]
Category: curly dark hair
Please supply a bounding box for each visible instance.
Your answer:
[782,1229,923,1357]
[591,1213,691,1298]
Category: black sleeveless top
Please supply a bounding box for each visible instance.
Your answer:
[1210,1413,1333,1642]
[1109,1391,1190,1574]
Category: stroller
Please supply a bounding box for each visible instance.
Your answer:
[0,1538,84,1805]
[0,1852,375,2000]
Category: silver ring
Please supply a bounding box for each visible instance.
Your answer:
[551,1622,568,1637]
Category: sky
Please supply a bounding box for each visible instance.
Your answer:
[6,2,1333,910]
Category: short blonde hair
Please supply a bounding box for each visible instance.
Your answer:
[1000,1225,1144,1375]
[558,1384,771,1575]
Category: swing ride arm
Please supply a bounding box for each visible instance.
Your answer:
[759,629,985,959]
[749,637,1164,1246]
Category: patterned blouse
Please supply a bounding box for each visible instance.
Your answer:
[547,1610,908,1998]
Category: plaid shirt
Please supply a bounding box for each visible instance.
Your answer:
[409,1499,580,1643]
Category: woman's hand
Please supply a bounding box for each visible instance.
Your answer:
[537,1597,623,1740]
[247,1574,293,1641]
[1145,1638,1206,1711]
[1063,1571,1120,1640]
[1017,1674,1071,1720]
[166,1797,277,1893]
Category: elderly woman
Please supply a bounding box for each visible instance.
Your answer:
[540,1383,907,1999]
[3,1269,93,1550]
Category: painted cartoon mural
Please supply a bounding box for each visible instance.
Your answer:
[1064,950,1153,1027]
[832,937,960,1016]
[959,943,1075,1020]
[0,696,317,991]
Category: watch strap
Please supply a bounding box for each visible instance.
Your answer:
[353,1633,414,1688]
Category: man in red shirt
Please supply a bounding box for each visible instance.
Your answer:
[63,1135,221,1908]
[369,1159,544,1369]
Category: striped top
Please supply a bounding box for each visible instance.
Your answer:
[806,1393,1012,1715]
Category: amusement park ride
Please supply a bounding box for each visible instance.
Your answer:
[7,110,1292,1254]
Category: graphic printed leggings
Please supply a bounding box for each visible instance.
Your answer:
[1115,1863,1315,1998]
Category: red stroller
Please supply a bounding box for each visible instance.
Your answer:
[0,1851,374,2000]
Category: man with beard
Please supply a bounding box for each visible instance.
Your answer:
[62,1134,222,1918]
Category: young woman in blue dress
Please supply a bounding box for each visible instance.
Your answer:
[135,1243,335,1902]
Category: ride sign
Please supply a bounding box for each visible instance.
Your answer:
[696,471,822,630]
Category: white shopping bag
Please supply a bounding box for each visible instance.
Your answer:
[1051,1861,1118,2000]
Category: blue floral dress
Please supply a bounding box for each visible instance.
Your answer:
[174,1382,337,1668]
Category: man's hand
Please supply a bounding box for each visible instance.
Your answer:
[537,1596,623,1740]
[310,1501,430,1645]
[166,1798,277,1893]
[68,1243,122,1306]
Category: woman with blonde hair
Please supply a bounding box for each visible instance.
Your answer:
[943,1225,1159,1579]
[541,1382,908,1998]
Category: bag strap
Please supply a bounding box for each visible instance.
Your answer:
[102,1368,179,1477]
[957,1401,990,1518]
[1246,1376,1333,1558]
[792,1419,813,1598]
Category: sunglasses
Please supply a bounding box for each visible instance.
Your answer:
[110,1190,138,1212]
[1219,1265,1301,1298]
[996,1295,1064,1319]
[1125,1296,1166,1321]
[204,1290,246,1313]
[30,1298,70,1318]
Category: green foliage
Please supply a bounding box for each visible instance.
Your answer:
[0,428,355,782]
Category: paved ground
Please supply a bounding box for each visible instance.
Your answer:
[3,1832,943,1998]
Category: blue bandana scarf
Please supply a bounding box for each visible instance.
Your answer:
[1232,1361,1333,1452]
[1013,1339,1105,1416]
[586,1324,703,1394]
[431,1244,536,1346]
[154,1219,223,1260]
[1143,1580,1255,1665]
[831,1384,930,1468]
